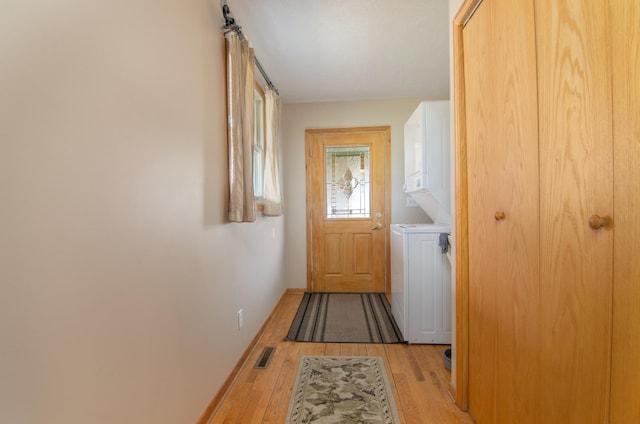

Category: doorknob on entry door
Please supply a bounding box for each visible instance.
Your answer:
[371,223,383,230]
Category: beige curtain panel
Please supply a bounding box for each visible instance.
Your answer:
[225,32,256,223]
[262,88,283,216]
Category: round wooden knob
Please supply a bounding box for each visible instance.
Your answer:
[588,215,608,229]
[494,211,506,221]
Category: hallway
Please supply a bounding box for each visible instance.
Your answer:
[207,291,473,423]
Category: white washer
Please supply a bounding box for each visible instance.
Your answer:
[391,223,452,344]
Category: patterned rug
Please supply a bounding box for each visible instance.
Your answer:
[285,356,401,424]
[286,293,404,343]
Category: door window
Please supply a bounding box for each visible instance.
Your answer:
[325,146,370,219]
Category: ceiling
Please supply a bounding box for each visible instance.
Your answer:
[224,0,451,103]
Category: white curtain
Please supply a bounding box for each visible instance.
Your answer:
[226,31,256,223]
[262,88,283,216]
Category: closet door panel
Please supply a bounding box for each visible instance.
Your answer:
[463,2,499,422]
[464,0,540,422]
[491,0,540,422]
[536,0,614,422]
[610,0,640,422]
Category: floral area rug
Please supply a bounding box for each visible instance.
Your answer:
[285,356,401,424]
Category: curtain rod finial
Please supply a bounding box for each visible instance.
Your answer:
[222,4,235,27]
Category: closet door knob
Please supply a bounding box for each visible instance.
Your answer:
[588,215,609,230]
[494,211,506,221]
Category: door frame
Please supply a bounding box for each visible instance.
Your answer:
[453,0,485,411]
[305,126,391,295]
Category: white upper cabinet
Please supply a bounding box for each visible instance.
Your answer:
[403,100,451,222]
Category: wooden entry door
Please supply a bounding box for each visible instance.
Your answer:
[306,127,390,293]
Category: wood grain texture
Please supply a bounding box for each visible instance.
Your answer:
[197,292,293,424]
[461,0,541,421]
[306,128,389,293]
[491,0,541,421]
[536,0,614,422]
[205,291,473,424]
[610,0,640,422]
[305,138,315,291]
[462,2,498,422]
[353,234,372,275]
[456,0,637,422]
[452,0,482,408]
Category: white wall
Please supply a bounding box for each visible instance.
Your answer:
[282,98,436,289]
[0,1,286,423]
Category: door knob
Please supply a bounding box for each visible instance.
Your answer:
[588,215,610,230]
[371,223,383,230]
[494,211,506,221]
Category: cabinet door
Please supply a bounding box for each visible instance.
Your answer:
[536,0,614,422]
[407,233,450,344]
[463,0,540,422]
[610,0,640,422]
[424,101,450,211]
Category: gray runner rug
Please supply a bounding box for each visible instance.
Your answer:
[286,292,404,343]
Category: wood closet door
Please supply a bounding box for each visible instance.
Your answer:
[464,3,499,421]
[536,0,614,422]
[463,0,540,422]
[610,0,640,422]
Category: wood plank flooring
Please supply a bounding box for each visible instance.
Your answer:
[207,291,473,424]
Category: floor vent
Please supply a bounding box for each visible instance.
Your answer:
[254,346,276,369]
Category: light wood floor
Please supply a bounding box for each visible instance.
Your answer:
[207,291,474,424]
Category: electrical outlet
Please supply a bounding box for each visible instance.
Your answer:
[406,196,418,207]
[237,309,243,329]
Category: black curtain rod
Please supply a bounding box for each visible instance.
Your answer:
[222,4,279,94]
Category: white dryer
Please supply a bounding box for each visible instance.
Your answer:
[391,223,452,344]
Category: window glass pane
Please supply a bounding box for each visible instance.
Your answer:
[253,147,263,197]
[253,87,265,197]
[325,146,370,219]
[254,89,264,149]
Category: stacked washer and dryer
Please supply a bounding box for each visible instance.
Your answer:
[391,100,452,344]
